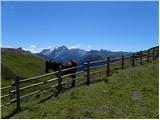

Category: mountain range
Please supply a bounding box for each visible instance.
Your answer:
[37,45,132,65]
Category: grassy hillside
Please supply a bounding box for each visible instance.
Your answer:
[10,59,158,119]
[1,48,45,86]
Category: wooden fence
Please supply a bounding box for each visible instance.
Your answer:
[1,46,159,111]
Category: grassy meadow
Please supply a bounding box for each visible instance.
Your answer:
[2,58,158,118]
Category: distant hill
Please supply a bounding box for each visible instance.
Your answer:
[37,45,132,65]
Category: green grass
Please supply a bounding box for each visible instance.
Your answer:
[8,59,158,119]
[1,51,45,81]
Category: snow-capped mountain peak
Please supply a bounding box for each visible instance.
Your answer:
[39,45,89,63]
[39,45,132,64]
[40,49,53,56]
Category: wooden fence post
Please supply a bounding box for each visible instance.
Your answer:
[107,57,110,76]
[140,52,143,65]
[147,50,150,62]
[157,48,159,56]
[57,66,62,94]
[152,48,155,60]
[15,76,20,111]
[86,60,90,86]
[155,49,159,58]
[157,49,159,58]
[132,54,135,67]
[71,76,75,87]
[121,56,124,69]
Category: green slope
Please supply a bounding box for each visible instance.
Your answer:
[1,48,45,86]
[11,59,158,119]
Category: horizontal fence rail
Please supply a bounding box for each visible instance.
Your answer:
[20,85,57,100]
[90,69,105,75]
[1,46,159,111]
[0,94,10,99]
[90,59,107,64]
[110,60,121,65]
[1,86,12,90]
[75,75,85,80]
[19,71,59,83]
[90,64,107,69]
[61,65,84,72]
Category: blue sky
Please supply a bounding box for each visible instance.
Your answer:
[1,1,159,52]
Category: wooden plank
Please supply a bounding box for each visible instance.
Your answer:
[1,85,12,90]
[20,84,57,100]
[0,94,10,99]
[111,57,122,61]
[61,65,83,72]
[110,60,120,65]
[90,64,107,69]
[20,71,59,83]
[20,77,58,91]
[90,59,107,64]
[0,99,17,108]
[90,69,105,75]
[75,75,84,80]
